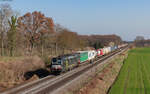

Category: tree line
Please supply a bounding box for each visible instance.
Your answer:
[134,36,150,47]
[80,35,122,49]
[0,4,122,58]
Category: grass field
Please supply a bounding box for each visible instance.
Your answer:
[109,48,150,94]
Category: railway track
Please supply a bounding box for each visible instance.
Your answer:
[1,46,128,94]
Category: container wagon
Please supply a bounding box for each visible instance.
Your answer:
[103,47,108,55]
[100,49,104,55]
[97,49,101,56]
[77,51,88,64]
[97,49,103,56]
[87,50,96,63]
[108,47,111,53]
[111,46,115,51]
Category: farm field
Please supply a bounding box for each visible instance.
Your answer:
[109,47,150,94]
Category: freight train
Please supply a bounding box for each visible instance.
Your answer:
[50,44,127,73]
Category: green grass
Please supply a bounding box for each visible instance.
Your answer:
[109,47,150,94]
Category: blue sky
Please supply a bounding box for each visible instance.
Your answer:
[1,0,150,41]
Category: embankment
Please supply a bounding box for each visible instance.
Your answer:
[75,50,128,94]
[0,56,46,91]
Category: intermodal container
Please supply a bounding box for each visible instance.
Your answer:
[78,51,88,63]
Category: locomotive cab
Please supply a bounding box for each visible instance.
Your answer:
[51,58,63,73]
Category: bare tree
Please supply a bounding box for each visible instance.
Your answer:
[135,36,145,42]
[134,36,145,47]
[0,4,13,56]
[57,29,83,54]
[17,11,54,55]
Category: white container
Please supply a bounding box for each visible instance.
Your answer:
[88,50,96,60]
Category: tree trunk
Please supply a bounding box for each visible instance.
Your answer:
[30,40,34,56]
[41,44,44,56]
[1,32,4,56]
[10,46,13,56]
[55,43,57,56]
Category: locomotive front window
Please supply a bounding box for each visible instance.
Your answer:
[57,59,62,64]
[52,58,62,65]
[52,58,57,62]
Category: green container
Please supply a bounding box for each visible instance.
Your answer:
[79,52,88,63]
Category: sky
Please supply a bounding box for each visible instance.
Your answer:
[1,0,150,41]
